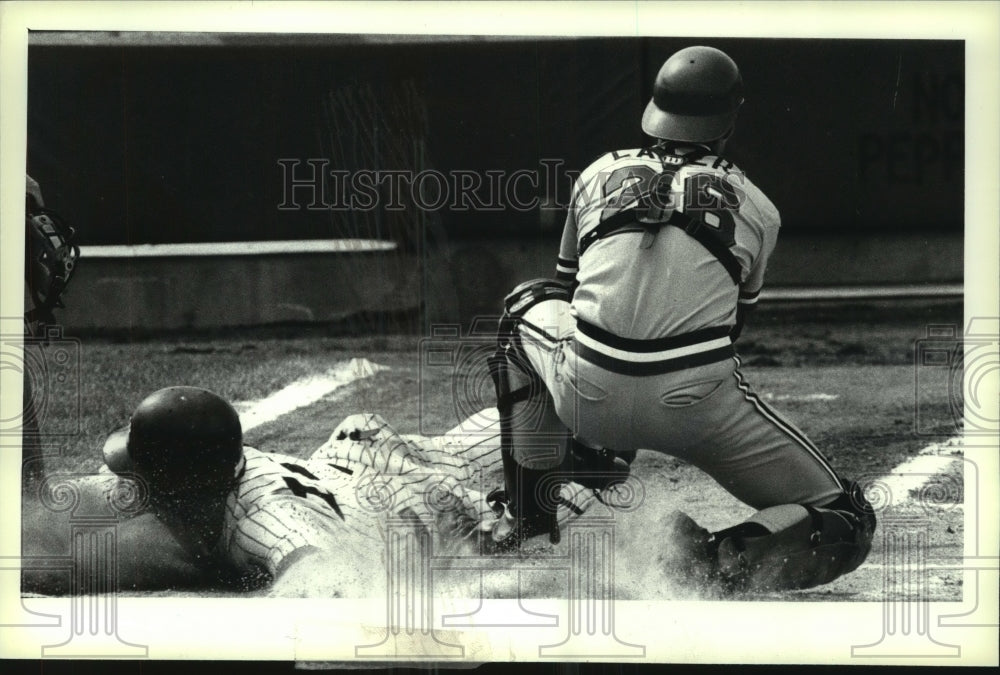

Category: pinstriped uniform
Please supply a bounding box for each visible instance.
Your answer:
[92,410,605,582]
[519,144,845,509]
[217,412,602,578]
[312,413,602,536]
[222,447,385,578]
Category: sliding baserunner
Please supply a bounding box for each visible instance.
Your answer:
[22,387,602,596]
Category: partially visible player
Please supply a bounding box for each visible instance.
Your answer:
[23,174,79,337]
[487,46,876,593]
[22,174,80,491]
[106,386,429,595]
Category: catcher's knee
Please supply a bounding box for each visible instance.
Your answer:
[490,278,630,478]
[504,278,571,319]
[495,279,572,395]
[713,480,876,592]
[490,279,572,469]
[494,279,569,369]
[486,280,574,549]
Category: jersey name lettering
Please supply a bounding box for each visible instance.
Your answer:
[282,475,346,520]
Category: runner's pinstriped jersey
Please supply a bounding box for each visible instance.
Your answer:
[219,447,381,578]
[86,445,400,582]
[312,412,602,544]
[85,410,598,584]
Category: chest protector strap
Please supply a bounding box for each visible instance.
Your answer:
[580,209,743,285]
[577,151,743,285]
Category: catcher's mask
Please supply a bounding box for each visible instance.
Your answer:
[642,45,744,143]
[24,175,79,322]
[103,386,245,501]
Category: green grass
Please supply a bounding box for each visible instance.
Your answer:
[31,301,962,480]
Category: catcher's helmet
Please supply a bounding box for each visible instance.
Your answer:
[641,46,744,143]
[103,386,244,495]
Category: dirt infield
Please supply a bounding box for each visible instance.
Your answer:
[20,300,968,601]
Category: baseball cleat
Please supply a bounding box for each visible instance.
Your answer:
[483,491,561,554]
[715,536,752,593]
[488,505,522,553]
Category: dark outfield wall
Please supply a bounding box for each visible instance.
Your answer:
[28,37,962,249]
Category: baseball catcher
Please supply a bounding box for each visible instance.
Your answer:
[487,46,876,594]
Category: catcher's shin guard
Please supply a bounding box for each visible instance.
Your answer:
[502,279,634,491]
[486,279,573,550]
[566,441,633,491]
[712,481,877,592]
[489,449,564,549]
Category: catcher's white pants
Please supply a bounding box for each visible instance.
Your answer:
[518,299,844,509]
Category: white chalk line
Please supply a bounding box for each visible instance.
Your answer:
[849,437,965,576]
[760,392,840,402]
[233,357,388,432]
[869,437,964,510]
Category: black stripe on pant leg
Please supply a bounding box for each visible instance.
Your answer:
[732,355,824,454]
[730,356,844,491]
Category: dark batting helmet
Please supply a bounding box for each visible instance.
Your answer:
[103,386,244,497]
[641,46,744,143]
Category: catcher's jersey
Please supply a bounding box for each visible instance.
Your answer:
[557,145,779,344]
